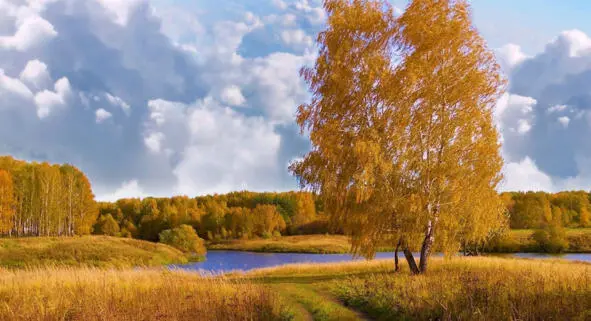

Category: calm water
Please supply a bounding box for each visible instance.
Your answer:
[170,250,591,273]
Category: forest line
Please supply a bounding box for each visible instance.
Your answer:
[0,156,589,247]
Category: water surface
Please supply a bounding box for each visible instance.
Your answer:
[170,250,591,273]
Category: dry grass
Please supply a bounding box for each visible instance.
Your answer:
[0,236,189,268]
[209,234,354,254]
[327,257,591,320]
[0,267,290,321]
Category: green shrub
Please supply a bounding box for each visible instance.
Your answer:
[93,214,120,236]
[533,224,569,253]
[262,231,272,239]
[159,225,206,256]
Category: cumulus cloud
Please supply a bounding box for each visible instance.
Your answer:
[143,96,283,195]
[95,108,112,123]
[34,77,71,118]
[98,180,146,201]
[144,132,165,154]
[219,85,246,106]
[498,28,591,191]
[0,68,33,99]
[19,60,51,90]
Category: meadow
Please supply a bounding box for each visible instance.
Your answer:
[0,268,289,321]
[0,236,189,268]
[209,229,591,254]
[0,256,588,320]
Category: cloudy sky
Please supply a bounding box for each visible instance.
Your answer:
[1,0,591,200]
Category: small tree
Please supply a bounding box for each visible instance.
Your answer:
[533,223,569,253]
[159,224,206,256]
[94,214,120,236]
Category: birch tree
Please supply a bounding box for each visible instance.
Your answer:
[290,0,505,274]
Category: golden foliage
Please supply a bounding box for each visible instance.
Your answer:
[291,0,506,268]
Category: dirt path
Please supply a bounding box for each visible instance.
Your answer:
[270,282,369,321]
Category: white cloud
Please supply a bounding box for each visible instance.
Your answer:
[294,0,325,25]
[95,108,112,123]
[496,43,528,72]
[105,93,131,114]
[281,29,313,48]
[550,29,591,58]
[97,180,146,201]
[0,14,57,51]
[558,116,570,127]
[144,132,165,153]
[219,85,246,106]
[547,104,568,114]
[143,96,283,195]
[96,0,145,26]
[516,119,532,134]
[34,77,71,118]
[0,68,33,99]
[19,60,51,90]
[501,157,553,192]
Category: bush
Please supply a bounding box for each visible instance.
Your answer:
[93,214,120,236]
[272,231,282,238]
[533,224,569,253]
[159,225,206,256]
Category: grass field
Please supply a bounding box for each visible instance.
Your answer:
[0,256,588,320]
[0,236,190,268]
[209,229,591,254]
[0,268,289,321]
[245,257,591,321]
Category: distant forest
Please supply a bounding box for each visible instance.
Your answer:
[0,156,588,242]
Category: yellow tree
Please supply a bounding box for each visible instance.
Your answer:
[291,0,505,274]
[0,170,15,234]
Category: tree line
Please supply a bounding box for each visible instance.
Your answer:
[0,156,96,236]
[502,191,590,229]
[0,156,590,247]
[95,191,325,242]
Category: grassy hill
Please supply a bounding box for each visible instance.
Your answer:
[0,236,189,269]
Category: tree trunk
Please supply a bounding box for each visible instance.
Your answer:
[394,238,402,272]
[419,219,435,273]
[403,246,420,274]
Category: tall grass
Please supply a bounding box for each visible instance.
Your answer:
[0,267,290,321]
[0,236,188,268]
[329,257,591,320]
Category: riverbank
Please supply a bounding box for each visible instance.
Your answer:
[0,256,588,320]
[0,236,190,268]
[209,229,591,254]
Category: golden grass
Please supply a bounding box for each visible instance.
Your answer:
[0,236,189,268]
[0,256,588,320]
[209,234,354,254]
[0,267,290,321]
[325,257,591,320]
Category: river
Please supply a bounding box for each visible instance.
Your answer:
[170,250,591,273]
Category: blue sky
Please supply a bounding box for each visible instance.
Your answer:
[1,0,591,199]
